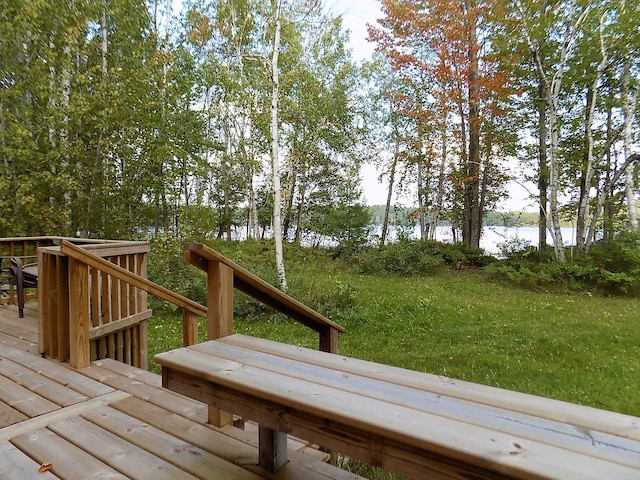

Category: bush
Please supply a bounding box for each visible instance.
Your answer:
[146,234,208,310]
[485,230,640,296]
[356,238,493,276]
[588,230,640,273]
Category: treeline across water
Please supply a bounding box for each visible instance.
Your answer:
[369,206,543,228]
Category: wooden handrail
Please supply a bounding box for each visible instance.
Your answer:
[60,240,207,317]
[184,243,344,354]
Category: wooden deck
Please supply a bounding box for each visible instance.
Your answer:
[0,304,363,480]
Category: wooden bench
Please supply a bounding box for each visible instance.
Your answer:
[155,334,640,480]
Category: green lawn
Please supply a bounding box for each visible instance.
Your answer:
[148,257,639,418]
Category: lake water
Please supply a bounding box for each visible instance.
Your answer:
[405,225,576,255]
[235,224,577,256]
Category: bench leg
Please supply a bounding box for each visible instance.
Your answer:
[258,426,288,472]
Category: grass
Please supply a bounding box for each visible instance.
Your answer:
[145,243,640,478]
[148,246,639,416]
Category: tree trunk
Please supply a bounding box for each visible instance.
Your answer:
[576,86,594,254]
[577,14,607,253]
[247,176,260,240]
[294,184,306,243]
[380,135,399,247]
[433,127,447,241]
[517,0,590,262]
[537,80,548,253]
[283,160,297,241]
[463,0,481,249]
[270,0,287,291]
[622,57,638,229]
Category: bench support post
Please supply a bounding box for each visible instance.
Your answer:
[259,426,288,472]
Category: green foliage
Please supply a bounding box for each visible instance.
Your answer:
[357,238,492,276]
[486,231,640,295]
[147,240,640,420]
[588,230,640,273]
[146,235,207,309]
[322,203,373,259]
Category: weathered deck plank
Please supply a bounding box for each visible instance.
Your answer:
[48,416,201,480]
[82,405,265,480]
[0,374,60,417]
[0,440,60,480]
[0,345,114,397]
[0,400,28,428]
[79,361,208,422]
[10,428,129,480]
[0,331,38,352]
[0,356,89,406]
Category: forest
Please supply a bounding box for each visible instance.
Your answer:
[1,0,638,268]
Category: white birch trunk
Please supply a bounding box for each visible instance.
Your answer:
[270,0,287,291]
[517,0,590,262]
[577,12,607,252]
[622,57,638,229]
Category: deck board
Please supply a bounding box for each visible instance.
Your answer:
[0,301,365,480]
[0,440,60,480]
[0,400,28,428]
[10,427,129,480]
[48,416,202,480]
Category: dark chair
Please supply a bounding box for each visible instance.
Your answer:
[9,257,38,318]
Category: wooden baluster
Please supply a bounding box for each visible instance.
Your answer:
[136,252,148,369]
[57,255,70,362]
[37,251,52,357]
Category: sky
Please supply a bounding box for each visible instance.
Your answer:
[328,0,537,212]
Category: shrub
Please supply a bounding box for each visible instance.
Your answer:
[588,230,640,273]
[485,231,640,296]
[146,234,208,310]
[356,238,492,276]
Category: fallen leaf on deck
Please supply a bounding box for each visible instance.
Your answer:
[38,462,52,473]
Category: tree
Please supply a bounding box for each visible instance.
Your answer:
[512,0,640,258]
[369,0,515,249]
[281,15,360,245]
[269,0,287,290]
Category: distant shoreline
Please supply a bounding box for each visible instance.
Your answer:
[367,205,575,228]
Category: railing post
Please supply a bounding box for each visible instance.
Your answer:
[319,326,339,354]
[69,257,90,369]
[135,251,148,369]
[207,259,234,427]
[56,255,70,362]
[182,309,198,346]
[37,250,53,357]
[207,261,234,340]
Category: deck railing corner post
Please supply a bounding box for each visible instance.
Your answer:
[68,257,91,369]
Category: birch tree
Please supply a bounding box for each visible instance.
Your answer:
[270,0,287,290]
[620,0,639,229]
[515,0,591,261]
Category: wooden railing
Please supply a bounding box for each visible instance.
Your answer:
[39,240,154,369]
[184,243,345,354]
[0,236,110,306]
[8,237,342,373]
[52,240,207,369]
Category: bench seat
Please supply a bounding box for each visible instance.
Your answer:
[155,334,640,480]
